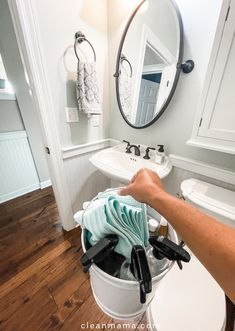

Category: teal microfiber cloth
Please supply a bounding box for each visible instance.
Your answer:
[75,191,149,261]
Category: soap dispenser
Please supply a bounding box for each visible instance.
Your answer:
[155,145,165,164]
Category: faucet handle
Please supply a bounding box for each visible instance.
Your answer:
[123,140,131,153]
[143,147,156,160]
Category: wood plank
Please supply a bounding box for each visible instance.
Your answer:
[0,243,82,324]
[0,204,8,221]
[35,247,83,289]
[3,187,53,212]
[60,293,111,331]
[66,226,82,247]
[10,193,55,222]
[0,287,57,331]
[50,264,88,307]
[18,201,60,229]
[0,275,39,322]
[38,278,91,331]
[0,231,62,284]
[0,240,71,300]
[0,220,20,239]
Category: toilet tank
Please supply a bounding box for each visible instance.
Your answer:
[181,178,235,228]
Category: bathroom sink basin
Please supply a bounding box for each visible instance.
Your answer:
[90,144,172,184]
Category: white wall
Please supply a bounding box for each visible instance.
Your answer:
[107,0,235,171]
[31,0,110,147]
[0,0,50,183]
[30,0,111,213]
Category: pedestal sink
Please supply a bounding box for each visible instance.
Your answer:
[90,144,172,184]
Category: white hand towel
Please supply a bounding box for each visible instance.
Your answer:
[76,61,101,114]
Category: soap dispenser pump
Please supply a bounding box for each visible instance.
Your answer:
[155,145,165,164]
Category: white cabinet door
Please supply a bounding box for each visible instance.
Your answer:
[199,1,235,142]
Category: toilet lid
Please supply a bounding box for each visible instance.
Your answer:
[181,178,235,222]
[148,253,226,331]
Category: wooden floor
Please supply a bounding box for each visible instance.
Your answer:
[0,187,146,331]
[0,187,234,331]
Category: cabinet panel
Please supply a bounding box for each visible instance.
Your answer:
[199,2,235,142]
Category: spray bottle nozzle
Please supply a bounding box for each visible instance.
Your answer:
[149,236,191,270]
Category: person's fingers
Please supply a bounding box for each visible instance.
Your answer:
[130,169,144,183]
[130,173,137,183]
[119,184,134,196]
[119,187,129,196]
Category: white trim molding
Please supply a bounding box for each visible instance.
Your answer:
[0,181,52,203]
[0,130,27,140]
[40,179,52,189]
[131,24,175,124]
[8,0,75,230]
[0,92,16,100]
[62,138,120,160]
[187,138,235,155]
[169,154,235,186]
[0,183,40,203]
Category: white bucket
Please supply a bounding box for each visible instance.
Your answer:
[81,207,178,320]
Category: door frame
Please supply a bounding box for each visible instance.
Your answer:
[7,0,75,230]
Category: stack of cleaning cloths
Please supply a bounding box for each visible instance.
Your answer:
[74,191,149,261]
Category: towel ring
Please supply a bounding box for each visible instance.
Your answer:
[74,31,96,62]
[121,54,133,78]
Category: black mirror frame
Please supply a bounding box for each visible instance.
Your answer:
[114,0,186,129]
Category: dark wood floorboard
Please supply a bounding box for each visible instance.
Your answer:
[0,188,145,331]
[0,188,234,331]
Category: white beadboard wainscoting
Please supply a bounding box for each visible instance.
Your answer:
[63,151,111,214]
[62,139,119,214]
[0,131,51,203]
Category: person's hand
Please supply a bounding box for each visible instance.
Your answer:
[119,168,165,207]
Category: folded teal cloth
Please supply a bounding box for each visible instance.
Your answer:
[75,191,149,261]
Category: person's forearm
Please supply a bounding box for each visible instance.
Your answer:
[150,190,235,303]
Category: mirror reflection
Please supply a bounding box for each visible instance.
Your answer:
[116,0,182,128]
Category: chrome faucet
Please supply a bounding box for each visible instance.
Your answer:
[123,140,141,156]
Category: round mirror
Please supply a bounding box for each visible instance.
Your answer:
[115,0,183,129]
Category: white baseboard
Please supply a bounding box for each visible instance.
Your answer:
[0,180,52,203]
[40,179,52,189]
[0,183,40,203]
[169,154,235,186]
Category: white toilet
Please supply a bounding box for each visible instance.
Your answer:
[147,178,235,331]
